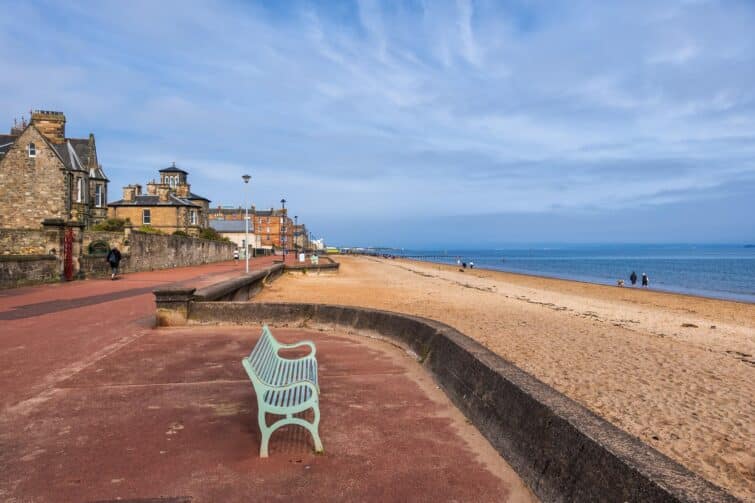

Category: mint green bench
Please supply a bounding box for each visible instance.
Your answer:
[241,325,323,457]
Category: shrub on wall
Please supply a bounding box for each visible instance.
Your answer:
[137,225,164,235]
[172,230,190,237]
[92,218,129,231]
[199,227,231,242]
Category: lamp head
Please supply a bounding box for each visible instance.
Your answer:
[242,174,251,184]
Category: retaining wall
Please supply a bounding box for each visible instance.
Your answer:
[0,229,48,255]
[0,254,59,289]
[169,300,735,503]
[80,231,235,278]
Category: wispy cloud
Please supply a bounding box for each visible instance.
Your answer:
[0,0,753,243]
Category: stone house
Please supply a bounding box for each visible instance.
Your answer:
[0,111,109,229]
[108,163,210,235]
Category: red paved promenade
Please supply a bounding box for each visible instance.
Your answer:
[0,260,532,502]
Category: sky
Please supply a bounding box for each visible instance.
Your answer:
[1,0,754,247]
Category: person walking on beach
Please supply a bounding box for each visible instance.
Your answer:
[470,261,475,269]
[641,273,649,288]
[630,271,638,286]
[106,246,122,280]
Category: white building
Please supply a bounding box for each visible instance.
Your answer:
[209,219,260,256]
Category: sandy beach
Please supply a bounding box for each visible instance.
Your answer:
[255,255,755,499]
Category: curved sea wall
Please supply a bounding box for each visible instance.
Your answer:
[156,294,735,502]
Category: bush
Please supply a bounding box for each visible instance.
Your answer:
[172,230,190,237]
[137,225,164,235]
[92,218,128,231]
[200,227,231,242]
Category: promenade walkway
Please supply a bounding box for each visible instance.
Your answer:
[0,260,532,502]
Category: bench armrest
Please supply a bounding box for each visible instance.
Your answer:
[277,340,317,359]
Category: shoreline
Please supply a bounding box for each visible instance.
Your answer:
[391,255,755,305]
[256,255,755,499]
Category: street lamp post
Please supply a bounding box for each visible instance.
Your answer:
[280,198,286,261]
[294,215,298,255]
[242,174,251,273]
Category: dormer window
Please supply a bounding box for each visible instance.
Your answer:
[27,143,36,158]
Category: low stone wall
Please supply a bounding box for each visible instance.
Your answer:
[0,255,59,289]
[80,231,235,278]
[285,255,340,274]
[0,229,48,255]
[164,300,735,503]
[192,264,284,302]
[127,231,234,272]
[81,230,128,255]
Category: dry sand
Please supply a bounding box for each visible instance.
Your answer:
[255,255,755,500]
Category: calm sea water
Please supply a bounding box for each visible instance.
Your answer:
[386,245,755,303]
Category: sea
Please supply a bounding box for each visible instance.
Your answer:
[382,244,755,303]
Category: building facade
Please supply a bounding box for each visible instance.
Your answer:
[108,163,210,235]
[208,206,294,250]
[209,219,260,255]
[0,111,109,229]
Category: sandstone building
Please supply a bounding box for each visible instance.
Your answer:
[0,111,109,229]
[208,206,294,250]
[108,163,210,235]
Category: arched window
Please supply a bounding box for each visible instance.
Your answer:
[27,143,36,158]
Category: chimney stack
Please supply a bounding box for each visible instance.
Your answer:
[176,182,190,198]
[123,185,136,202]
[30,110,66,144]
[158,186,170,202]
[146,181,157,195]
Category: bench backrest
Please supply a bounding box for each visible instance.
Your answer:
[246,326,278,385]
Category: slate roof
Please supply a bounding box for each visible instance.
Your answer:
[209,219,251,232]
[187,191,210,202]
[109,194,201,207]
[0,134,15,156]
[159,165,188,174]
[0,125,109,180]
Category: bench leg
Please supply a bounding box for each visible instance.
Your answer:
[310,402,324,454]
[257,404,324,457]
[258,408,272,458]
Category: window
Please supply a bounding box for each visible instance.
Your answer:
[28,143,36,158]
[76,178,83,203]
[190,209,197,225]
[143,209,151,225]
[95,184,103,207]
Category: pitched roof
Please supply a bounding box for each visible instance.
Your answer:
[209,219,251,232]
[0,134,15,156]
[109,194,201,207]
[0,126,109,181]
[187,191,210,202]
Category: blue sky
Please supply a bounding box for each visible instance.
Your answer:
[1,0,754,247]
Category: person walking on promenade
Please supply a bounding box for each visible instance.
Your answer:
[630,271,638,286]
[642,273,649,288]
[106,246,122,280]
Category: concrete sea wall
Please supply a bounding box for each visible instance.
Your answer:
[153,277,735,502]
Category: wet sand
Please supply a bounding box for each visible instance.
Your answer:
[255,255,755,500]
